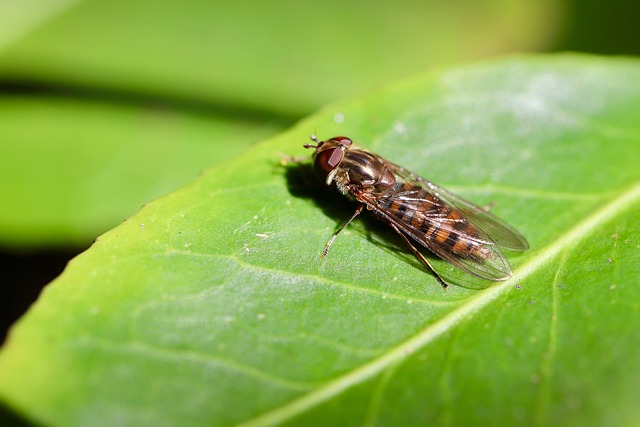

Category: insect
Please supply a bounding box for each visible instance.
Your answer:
[303,135,529,288]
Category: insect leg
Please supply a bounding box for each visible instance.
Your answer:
[387,222,449,289]
[322,204,364,258]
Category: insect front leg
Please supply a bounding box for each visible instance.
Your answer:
[322,204,364,258]
[387,222,449,289]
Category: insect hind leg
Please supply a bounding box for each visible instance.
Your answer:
[387,222,449,289]
[322,204,364,258]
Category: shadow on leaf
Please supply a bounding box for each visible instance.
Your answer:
[280,160,490,291]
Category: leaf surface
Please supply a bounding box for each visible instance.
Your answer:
[0,55,639,427]
[0,0,562,246]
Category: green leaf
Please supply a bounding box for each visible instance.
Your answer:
[0,95,284,246]
[0,0,562,116]
[1,54,639,426]
[0,0,562,247]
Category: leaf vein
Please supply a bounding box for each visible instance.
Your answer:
[533,250,565,426]
[167,249,458,306]
[73,336,315,392]
[236,181,640,427]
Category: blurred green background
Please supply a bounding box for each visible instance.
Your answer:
[0,0,638,340]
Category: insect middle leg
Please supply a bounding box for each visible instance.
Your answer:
[387,222,449,289]
[322,204,364,258]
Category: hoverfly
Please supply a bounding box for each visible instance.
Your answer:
[303,135,529,288]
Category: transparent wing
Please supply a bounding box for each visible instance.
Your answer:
[359,161,528,281]
[388,163,529,251]
[371,200,515,281]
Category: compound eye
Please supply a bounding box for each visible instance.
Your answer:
[313,147,344,180]
[330,136,352,147]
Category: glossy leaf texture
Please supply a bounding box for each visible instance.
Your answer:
[1,55,639,427]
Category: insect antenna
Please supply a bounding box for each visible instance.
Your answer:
[304,134,321,149]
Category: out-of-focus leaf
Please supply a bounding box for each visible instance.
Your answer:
[0,95,283,246]
[0,0,564,116]
[0,0,564,247]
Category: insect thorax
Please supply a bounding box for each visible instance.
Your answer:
[331,150,396,195]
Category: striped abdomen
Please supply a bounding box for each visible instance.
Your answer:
[378,183,488,258]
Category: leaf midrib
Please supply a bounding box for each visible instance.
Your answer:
[237,181,640,427]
